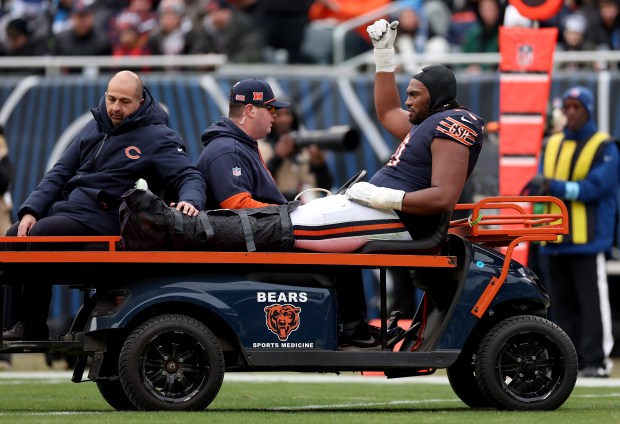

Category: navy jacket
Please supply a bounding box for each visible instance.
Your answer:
[18,88,206,235]
[197,117,286,210]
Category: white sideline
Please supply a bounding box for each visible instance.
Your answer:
[1,371,620,387]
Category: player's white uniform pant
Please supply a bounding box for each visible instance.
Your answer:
[290,194,412,252]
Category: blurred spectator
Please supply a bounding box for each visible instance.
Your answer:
[583,0,620,49]
[48,0,74,34]
[188,0,264,63]
[394,5,429,57]
[423,0,451,39]
[307,0,391,63]
[583,0,620,69]
[1,16,49,57]
[146,0,195,56]
[110,0,158,43]
[0,17,50,74]
[0,0,49,48]
[111,10,151,61]
[446,0,477,48]
[252,0,314,63]
[393,4,451,74]
[258,104,334,202]
[54,0,112,63]
[556,13,598,71]
[460,0,503,73]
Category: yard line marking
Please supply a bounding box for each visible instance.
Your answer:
[269,399,461,410]
[0,412,105,416]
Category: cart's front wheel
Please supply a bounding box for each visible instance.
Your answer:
[475,315,577,410]
[119,314,225,411]
[447,337,492,408]
[96,380,137,411]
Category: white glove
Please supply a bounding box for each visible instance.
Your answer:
[134,178,148,191]
[346,182,405,211]
[366,19,399,73]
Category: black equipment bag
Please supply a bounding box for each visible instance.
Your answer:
[119,187,298,252]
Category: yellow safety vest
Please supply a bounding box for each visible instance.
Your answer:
[543,131,610,244]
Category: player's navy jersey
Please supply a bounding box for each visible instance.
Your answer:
[370,108,484,192]
[369,108,484,239]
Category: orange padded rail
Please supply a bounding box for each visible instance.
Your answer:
[449,196,569,318]
[0,236,456,269]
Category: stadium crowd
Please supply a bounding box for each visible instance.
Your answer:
[0,0,617,71]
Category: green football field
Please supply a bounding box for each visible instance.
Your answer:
[0,370,619,424]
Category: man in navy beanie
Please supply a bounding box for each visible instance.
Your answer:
[523,85,619,378]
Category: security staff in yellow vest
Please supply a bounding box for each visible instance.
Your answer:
[522,86,619,378]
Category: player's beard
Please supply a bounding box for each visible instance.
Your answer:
[409,108,430,125]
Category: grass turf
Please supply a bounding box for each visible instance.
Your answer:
[0,373,618,424]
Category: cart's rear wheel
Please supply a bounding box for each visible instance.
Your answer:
[475,315,577,410]
[119,314,225,411]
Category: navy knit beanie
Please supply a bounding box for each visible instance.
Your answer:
[562,86,594,119]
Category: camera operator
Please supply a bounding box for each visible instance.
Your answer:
[258,105,333,201]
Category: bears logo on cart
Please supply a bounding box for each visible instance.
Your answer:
[264,304,301,341]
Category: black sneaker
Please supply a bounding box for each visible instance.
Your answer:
[368,324,405,346]
[578,364,611,378]
[340,324,404,351]
[2,322,50,341]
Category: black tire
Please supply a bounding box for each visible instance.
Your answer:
[96,380,137,411]
[94,343,137,410]
[118,314,225,411]
[475,315,578,410]
[447,338,492,408]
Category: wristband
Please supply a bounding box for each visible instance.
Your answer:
[374,48,395,73]
[369,186,405,210]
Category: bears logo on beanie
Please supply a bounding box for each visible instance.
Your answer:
[412,65,457,111]
[562,86,594,119]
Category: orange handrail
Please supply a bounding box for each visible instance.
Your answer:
[450,195,569,243]
[450,196,569,318]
